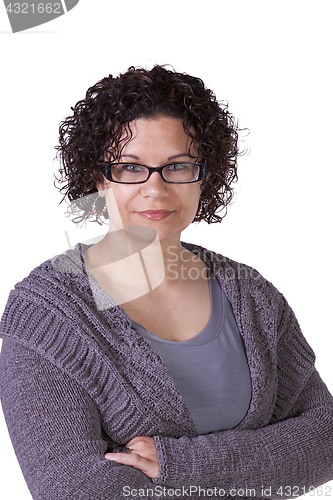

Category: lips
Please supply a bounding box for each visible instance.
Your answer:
[136,210,173,221]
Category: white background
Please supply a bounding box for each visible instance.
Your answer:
[0,1,332,498]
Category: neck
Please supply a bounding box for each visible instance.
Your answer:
[83,229,206,307]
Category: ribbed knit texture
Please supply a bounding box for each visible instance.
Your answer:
[0,242,332,500]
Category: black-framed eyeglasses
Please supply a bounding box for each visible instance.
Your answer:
[100,161,206,184]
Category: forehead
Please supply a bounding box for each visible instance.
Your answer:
[121,116,198,157]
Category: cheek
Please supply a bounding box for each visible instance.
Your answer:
[108,186,141,222]
[186,186,202,210]
[103,187,128,226]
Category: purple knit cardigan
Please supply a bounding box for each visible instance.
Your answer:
[0,242,332,500]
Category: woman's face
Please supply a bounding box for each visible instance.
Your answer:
[97,116,202,248]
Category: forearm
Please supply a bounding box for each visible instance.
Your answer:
[153,369,333,497]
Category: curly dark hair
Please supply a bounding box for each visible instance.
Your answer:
[54,65,245,226]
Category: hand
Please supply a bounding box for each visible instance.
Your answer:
[104,436,159,479]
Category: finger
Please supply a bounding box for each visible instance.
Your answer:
[126,436,147,447]
[112,446,131,454]
[104,451,158,479]
[104,452,135,464]
[126,436,156,454]
[104,452,146,471]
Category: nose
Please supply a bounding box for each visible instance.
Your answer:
[140,171,168,199]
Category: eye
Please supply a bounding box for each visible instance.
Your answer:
[166,163,189,171]
[122,164,145,172]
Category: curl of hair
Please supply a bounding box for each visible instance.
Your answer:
[54,65,246,225]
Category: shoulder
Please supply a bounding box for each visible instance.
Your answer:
[181,242,312,347]
[0,243,88,318]
[0,243,106,352]
[182,241,281,304]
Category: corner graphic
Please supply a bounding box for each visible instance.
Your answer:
[3,0,80,33]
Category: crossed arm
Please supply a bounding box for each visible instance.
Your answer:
[1,336,333,500]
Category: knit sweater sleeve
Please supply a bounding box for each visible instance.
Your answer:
[0,338,153,500]
[152,294,333,497]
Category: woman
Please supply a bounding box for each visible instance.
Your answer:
[0,65,332,500]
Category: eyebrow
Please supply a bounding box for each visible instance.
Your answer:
[120,153,194,161]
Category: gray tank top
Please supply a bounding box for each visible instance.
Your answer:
[131,269,251,434]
